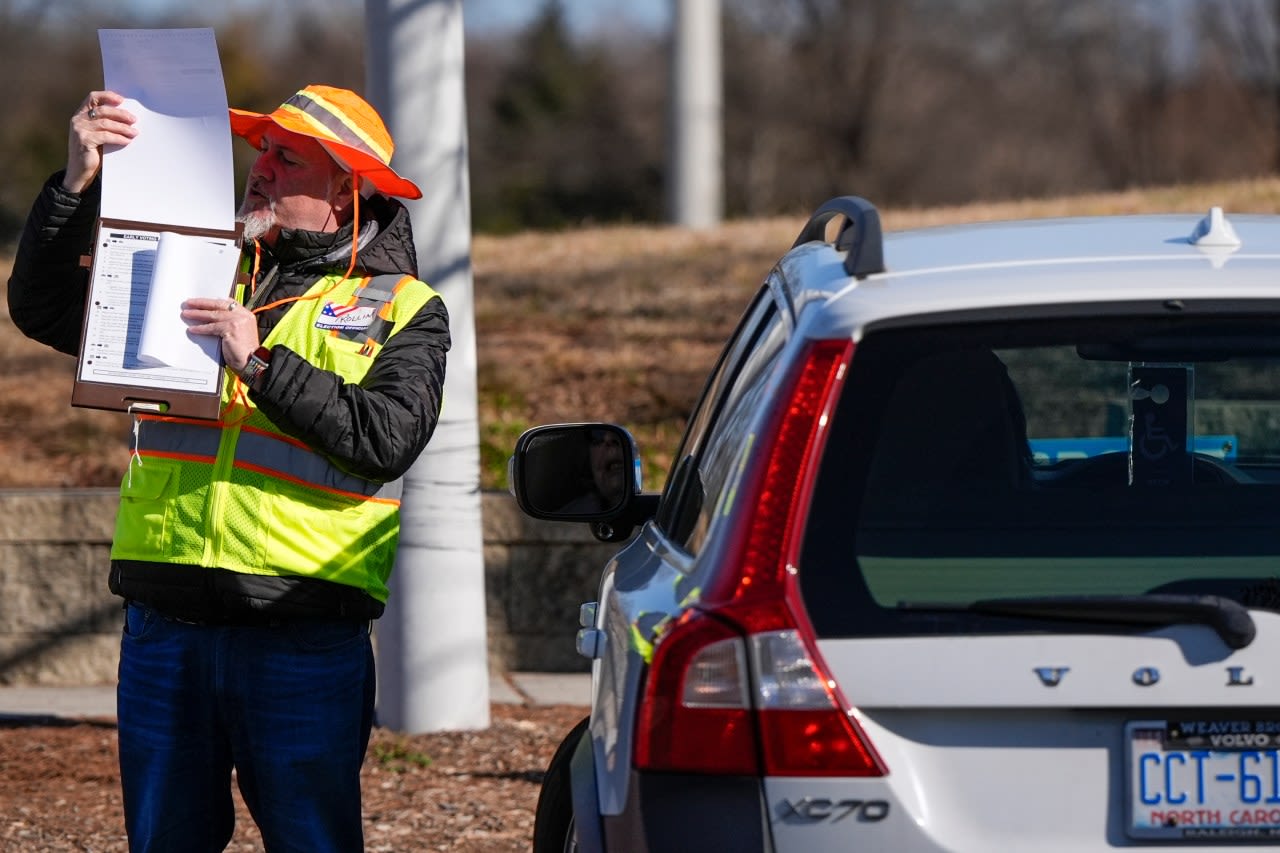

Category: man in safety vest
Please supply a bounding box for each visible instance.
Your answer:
[7,84,450,852]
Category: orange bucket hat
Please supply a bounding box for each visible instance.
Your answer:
[229,84,422,200]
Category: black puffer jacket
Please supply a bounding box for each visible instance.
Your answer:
[7,172,451,620]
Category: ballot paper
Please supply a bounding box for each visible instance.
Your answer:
[135,232,240,370]
[73,29,241,418]
[98,27,236,230]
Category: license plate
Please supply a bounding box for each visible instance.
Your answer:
[1127,720,1280,841]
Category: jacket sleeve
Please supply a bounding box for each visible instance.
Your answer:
[248,294,451,483]
[6,173,101,356]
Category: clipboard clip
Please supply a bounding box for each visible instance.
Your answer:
[72,218,241,421]
[125,400,170,415]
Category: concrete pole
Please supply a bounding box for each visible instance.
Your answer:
[669,0,723,227]
[364,0,490,732]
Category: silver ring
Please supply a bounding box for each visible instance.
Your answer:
[227,301,236,312]
[87,107,97,120]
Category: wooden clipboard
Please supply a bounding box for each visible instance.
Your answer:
[73,217,245,420]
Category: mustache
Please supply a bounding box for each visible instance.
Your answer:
[237,185,273,214]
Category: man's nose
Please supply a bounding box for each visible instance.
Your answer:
[249,150,280,179]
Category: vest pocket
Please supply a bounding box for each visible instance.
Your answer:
[111,462,179,558]
[320,336,375,382]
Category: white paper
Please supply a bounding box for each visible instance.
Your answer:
[98,28,235,230]
[75,29,239,411]
[135,233,239,370]
[77,226,228,395]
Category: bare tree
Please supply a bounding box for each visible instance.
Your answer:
[1192,0,1279,173]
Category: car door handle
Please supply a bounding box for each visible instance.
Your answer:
[577,627,605,659]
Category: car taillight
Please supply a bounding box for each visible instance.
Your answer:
[634,339,885,778]
[634,611,759,775]
[634,613,885,776]
[752,629,882,776]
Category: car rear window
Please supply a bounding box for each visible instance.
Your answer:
[799,312,1280,638]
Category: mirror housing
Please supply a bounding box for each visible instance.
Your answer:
[508,423,656,541]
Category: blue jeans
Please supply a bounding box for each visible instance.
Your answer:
[117,602,376,852]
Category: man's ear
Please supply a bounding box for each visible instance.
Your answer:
[330,172,356,207]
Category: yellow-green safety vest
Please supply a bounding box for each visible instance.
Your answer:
[110,270,441,603]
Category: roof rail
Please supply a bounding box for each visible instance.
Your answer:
[791,196,886,279]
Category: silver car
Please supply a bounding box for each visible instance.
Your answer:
[510,197,1280,852]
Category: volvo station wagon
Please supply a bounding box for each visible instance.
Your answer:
[509,197,1280,852]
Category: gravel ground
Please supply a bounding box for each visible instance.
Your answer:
[0,703,588,851]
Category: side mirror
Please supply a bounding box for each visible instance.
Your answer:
[509,423,642,522]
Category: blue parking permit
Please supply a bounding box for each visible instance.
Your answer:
[1129,365,1192,486]
[1030,435,1237,464]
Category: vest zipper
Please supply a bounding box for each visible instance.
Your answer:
[202,379,243,565]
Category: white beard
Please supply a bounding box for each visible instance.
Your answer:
[236,200,275,242]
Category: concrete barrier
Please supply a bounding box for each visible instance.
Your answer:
[0,489,615,685]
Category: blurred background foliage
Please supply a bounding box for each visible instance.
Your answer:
[3,0,1280,246]
[7,0,1280,488]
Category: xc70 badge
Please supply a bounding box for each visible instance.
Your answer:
[1034,666,1257,687]
[779,798,890,824]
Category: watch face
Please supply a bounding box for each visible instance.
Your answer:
[239,354,268,387]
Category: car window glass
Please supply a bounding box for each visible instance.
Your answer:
[800,314,1280,638]
[654,287,781,547]
[683,309,788,555]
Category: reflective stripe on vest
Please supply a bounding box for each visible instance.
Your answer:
[113,266,440,601]
[333,273,408,352]
[136,419,402,503]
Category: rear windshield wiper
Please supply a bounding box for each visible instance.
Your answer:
[898,594,1256,649]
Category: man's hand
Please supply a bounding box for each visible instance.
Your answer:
[182,298,261,373]
[63,90,137,194]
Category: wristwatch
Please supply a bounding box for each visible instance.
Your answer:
[238,346,272,391]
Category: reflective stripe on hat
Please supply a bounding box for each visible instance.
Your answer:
[280,89,393,167]
[229,84,422,198]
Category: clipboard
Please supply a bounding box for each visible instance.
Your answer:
[73,217,246,420]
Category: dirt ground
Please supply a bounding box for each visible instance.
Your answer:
[0,703,588,851]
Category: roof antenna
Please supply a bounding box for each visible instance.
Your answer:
[1189,206,1241,248]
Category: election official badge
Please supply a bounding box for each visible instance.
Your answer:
[316,302,376,331]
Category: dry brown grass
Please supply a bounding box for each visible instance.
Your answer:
[0,293,131,487]
[6,177,1280,488]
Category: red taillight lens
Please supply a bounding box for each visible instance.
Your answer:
[633,616,884,776]
[705,338,852,608]
[751,631,883,777]
[759,709,880,775]
[634,339,884,778]
[634,611,759,775]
